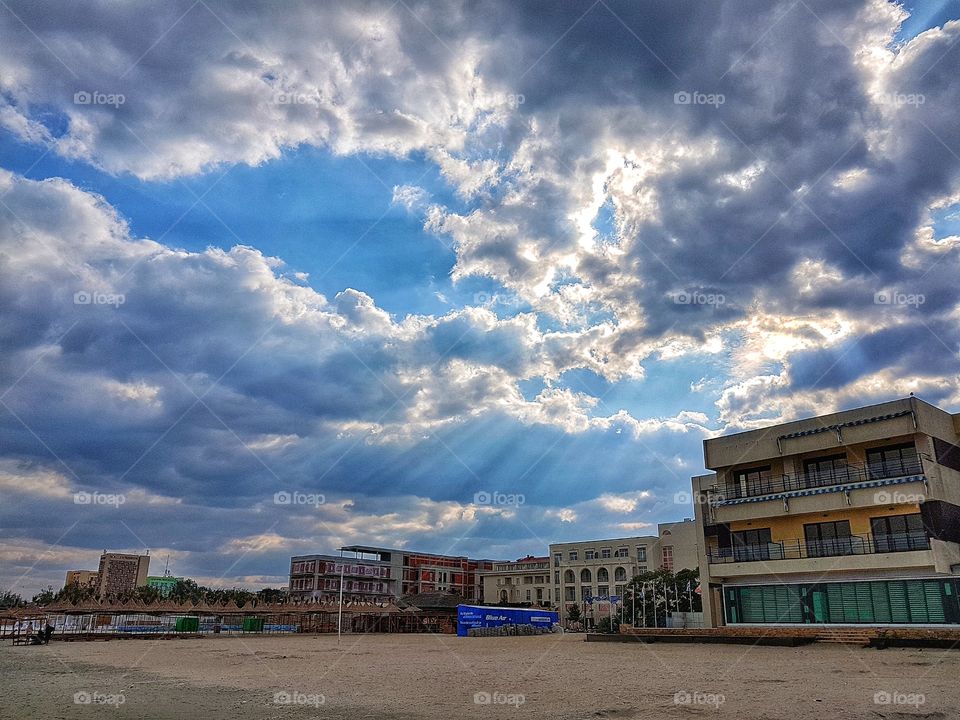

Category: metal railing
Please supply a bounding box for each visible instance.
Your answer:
[707,531,931,564]
[718,456,924,501]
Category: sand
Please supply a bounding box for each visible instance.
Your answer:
[1,633,958,719]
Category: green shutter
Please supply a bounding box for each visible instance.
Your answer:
[871,583,891,622]
[924,581,945,623]
[887,581,910,623]
[907,581,929,623]
[826,584,845,623]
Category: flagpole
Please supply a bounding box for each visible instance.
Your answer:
[337,549,345,647]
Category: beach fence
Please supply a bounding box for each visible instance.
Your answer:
[7,600,460,641]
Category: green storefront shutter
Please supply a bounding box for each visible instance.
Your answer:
[826,584,845,623]
[740,587,765,623]
[840,583,860,622]
[887,581,910,623]
[924,581,945,623]
[907,581,929,623]
[871,583,891,623]
[855,583,875,623]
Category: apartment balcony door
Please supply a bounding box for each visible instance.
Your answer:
[804,520,854,558]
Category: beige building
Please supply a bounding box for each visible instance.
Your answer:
[692,396,960,628]
[480,556,552,607]
[97,552,150,598]
[64,569,99,589]
[550,520,699,627]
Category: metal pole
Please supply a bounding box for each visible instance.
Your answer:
[652,582,657,628]
[337,550,345,647]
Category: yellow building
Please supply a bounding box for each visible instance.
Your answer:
[692,396,960,627]
[64,569,99,589]
[480,556,553,607]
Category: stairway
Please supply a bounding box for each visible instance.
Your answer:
[814,628,875,645]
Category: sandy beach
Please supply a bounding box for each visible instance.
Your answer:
[1,633,958,719]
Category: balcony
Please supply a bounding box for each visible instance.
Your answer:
[716,456,924,503]
[708,532,931,564]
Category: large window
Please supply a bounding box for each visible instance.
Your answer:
[597,568,609,583]
[637,546,647,562]
[564,569,575,583]
[804,520,856,558]
[732,528,772,561]
[726,579,959,625]
[581,586,592,600]
[580,568,591,583]
[730,465,772,498]
[867,443,920,479]
[871,513,929,552]
[568,551,578,561]
[803,454,848,488]
[601,548,611,559]
[615,547,629,558]
[614,567,627,582]
[585,550,596,560]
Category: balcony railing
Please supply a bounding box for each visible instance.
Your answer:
[718,456,924,501]
[707,531,931,564]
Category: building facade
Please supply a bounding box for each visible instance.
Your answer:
[96,552,150,598]
[692,396,960,627]
[64,570,99,589]
[146,576,183,597]
[550,520,699,627]
[288,546,497,603]
[480,556,552,607]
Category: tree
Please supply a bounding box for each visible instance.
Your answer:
[621,567,701,628]
[566,604,581,624]
[32,586,55,606]
[0,591,23,609]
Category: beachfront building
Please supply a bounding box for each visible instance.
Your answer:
[288,546,498,603]
[480,556,553,607]
[97,552,150,598]
[692,396,960,628]
[146,575,184,597]
[64,569,98,590]
[550,520,699,628]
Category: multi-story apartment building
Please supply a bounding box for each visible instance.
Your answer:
[692,396,960,627]
[288,553,395,602]
[550,520,699,627]
[480,556,553,607]
[288,546,497,603]
[64,569,99,590]
[96,552,150,598]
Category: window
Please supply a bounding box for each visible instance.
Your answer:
[803,454,848,488]
[554,571,560,584]
[732,528,773,561]
[554,552,562,566]
[524,576,534,584]
[637,546,647,562]
[564,586,575,601]
[637,565,647,573]
[867,443,920,479]
[581,586,592,600]
[585,550,596,560]
[536,588,543,601]
[871,513,929,552]
[804,520,855,558]
[614,567,627,582]
[662,546,674,571]
[731,465,772,498]
[564,569,575,583]
[597,567,609,583]
[601,548,611,559]
[580,568,591,583]
[526,589,531,601]
[615,547,628,558]
[568,551,578,561]
[597,585,609,597]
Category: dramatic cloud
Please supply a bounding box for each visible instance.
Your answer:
[0,0,958,592]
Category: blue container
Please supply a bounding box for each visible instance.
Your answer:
[456,604,559,636]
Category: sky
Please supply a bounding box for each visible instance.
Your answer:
[1,0,959,596]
